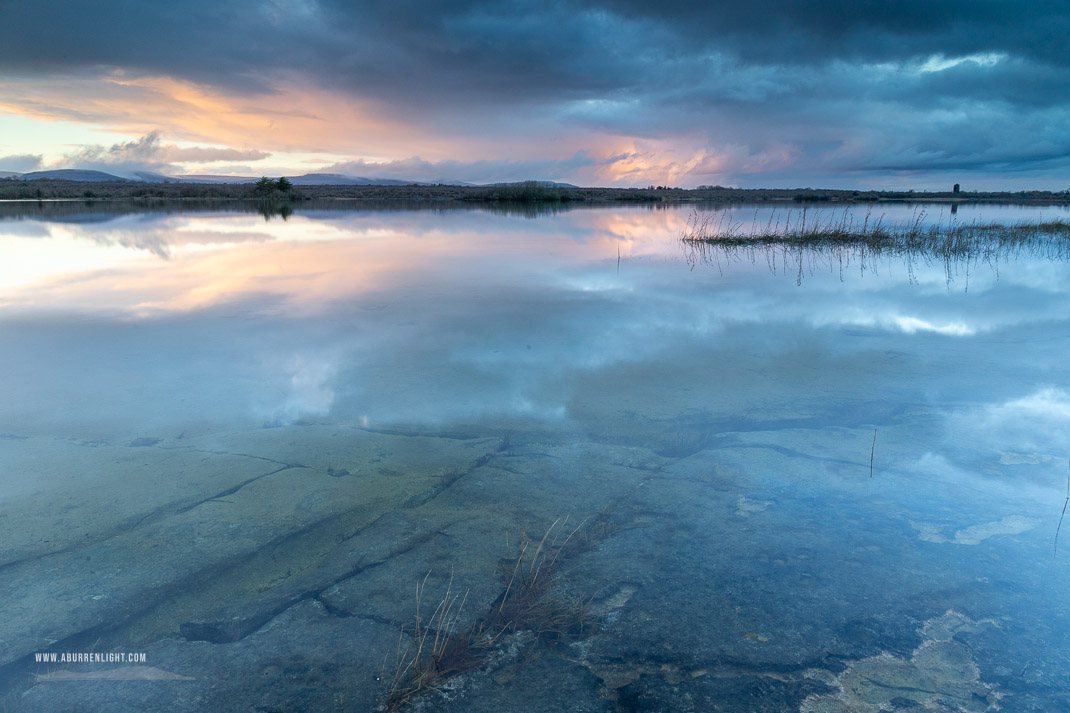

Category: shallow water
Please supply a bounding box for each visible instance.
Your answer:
[2,201,1070,712]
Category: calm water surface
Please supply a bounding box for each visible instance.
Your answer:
[2,202,1069,712]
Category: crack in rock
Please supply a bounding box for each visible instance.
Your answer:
[179,522,446,643]
[174,465,308,514]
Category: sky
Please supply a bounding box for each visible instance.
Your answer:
[0,0,1068,189]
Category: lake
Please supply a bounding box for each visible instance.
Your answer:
[2,201,1070,712]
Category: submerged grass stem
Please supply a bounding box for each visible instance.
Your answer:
[1055,460,1069,556]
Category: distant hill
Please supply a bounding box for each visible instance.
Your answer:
[289,173,419,186]
[169,174,260,184]
[19,169,127,182]
[159,173,424,186]
[485,180,579,188]
[131,171,176,183]
[0,168,578,188]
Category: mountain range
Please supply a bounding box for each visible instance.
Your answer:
[0,169,577,188]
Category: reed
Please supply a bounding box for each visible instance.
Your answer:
[1055,460,1069,556]
[381,570,473,711]
[491,517,593,642]
[683,209,1070,285]
[379,517,598,711]
[685,209,1070,249]
[870,429,877,478]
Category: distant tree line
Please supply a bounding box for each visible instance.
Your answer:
[3,176,1070,204]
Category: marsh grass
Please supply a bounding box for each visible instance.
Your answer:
[380,517,598,711]
[682,208,1070,286]
[381,571,475,711]
[683,208,1070,250]
[490,517,594,643]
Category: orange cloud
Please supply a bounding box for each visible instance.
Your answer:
[0,70,803,186]
[584,138,800,187]
[0,71,433,159]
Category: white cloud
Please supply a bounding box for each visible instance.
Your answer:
[0,153,43,172]
[918,52,1006,74]
[947,388,1070,470]
[889,315,975,336]
[54,132,271,177]
[259,354,338,425]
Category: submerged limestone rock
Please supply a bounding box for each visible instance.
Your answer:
[800,611,1001,713]
[911,516,1040,545]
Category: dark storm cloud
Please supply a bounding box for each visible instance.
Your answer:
[4,1,1066,92]
[578,0,1070,67]
[2,1,1069,183]
[0,1,285,92]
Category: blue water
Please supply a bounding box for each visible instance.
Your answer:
[2,202,1069,712]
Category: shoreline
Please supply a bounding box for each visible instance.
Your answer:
[1,179,1069,206]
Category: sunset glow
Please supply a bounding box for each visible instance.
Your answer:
[2,2,1069,188]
